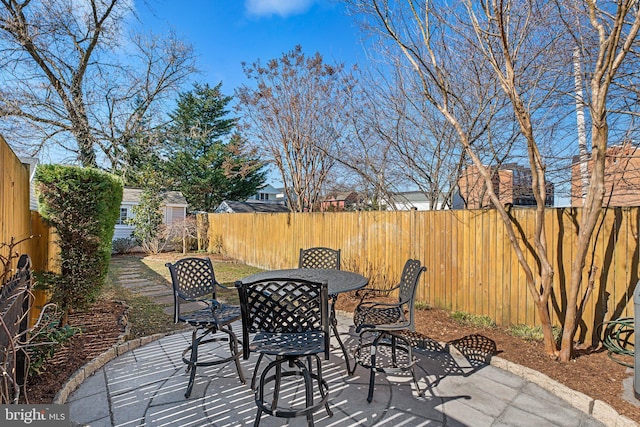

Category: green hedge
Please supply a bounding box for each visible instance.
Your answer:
[35,165,123,320]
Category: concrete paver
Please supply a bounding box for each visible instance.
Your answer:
[63,257,631,426]
[67,315,609,427]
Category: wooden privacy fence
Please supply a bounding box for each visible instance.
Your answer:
[207,208,639,346]
[0,136,52,274]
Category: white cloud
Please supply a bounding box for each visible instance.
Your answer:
[245,0,316,18]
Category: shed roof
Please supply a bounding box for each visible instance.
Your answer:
[216,200,290,213]
[122,188,188,206]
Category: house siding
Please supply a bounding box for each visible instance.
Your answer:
[113,189,188,241]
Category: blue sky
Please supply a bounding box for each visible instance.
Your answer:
[138,0,365,95]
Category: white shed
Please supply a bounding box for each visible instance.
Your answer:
[113,188,189,240]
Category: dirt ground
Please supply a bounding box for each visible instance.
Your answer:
[24,300,128,404]
[24,288,640,422]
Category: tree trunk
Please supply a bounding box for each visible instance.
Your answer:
[559,121,607,361]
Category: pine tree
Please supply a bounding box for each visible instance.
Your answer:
[165,83,266,212]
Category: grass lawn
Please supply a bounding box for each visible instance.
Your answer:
[102,252,263,338]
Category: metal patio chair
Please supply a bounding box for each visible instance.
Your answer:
[166,257,245,398]
[299,247,341,270]
[351,259,427,402]
[235,277,332,427]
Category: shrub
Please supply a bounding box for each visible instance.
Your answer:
[35,165,123,323]
[211,233,223,254]
[112,237,136,255]
[508,324,562,343]
[451,311,496,328]
[127,175,166,254]
[166,217,198,253]
[196,213,209,252]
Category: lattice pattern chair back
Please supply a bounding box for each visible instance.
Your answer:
[397,259,424,330]
[299,247,341,270]
[165,257,245,397]
[237,278,330,359]
[170,257,217,301]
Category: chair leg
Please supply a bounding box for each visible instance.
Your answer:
[367,332,385,403]
[392,333,424,397]
[391,334,398,367]
[252,353,265,390]
[186,328,198,373]
[293,358,315,427]
[181,324,245,397]
[330,297,354,374]
[313,355,333,417]
[402,336,424,396]
[185,329,200,398]
[272,356,283,410]
[254,356,330,425]
[222,324,246,384]
[253,407,263,427]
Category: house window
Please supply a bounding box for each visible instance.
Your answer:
[259,193,269,200]
[117,208,128,225]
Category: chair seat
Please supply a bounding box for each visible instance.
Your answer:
[354,305,403,329]
[178,304,242,327]
[250,331,327,357]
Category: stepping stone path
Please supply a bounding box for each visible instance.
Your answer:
[110,256,205,316]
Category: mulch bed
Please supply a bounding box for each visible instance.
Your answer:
[23,300,127,404]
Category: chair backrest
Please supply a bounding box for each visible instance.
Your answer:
[299,247,341,270]
[397,259,427,330]
[166,257,219,321]
[235,278,330,360]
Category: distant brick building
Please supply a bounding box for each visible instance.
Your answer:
[458,163,554,209]
[319,192,360,212]
[571,142,640,207]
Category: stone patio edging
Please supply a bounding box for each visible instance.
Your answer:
[489,355,638,427]
[53,332,169,404]
[53,309,639,427]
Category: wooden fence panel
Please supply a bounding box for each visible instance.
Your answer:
[209,206,639,345]
[0,137,57,278]
[0,137,32,273]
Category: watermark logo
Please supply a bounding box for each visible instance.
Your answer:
[0,405,68,426]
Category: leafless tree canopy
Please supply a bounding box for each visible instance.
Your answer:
[236,45,356,212]
[346,0,640,361]
[0,0,197,168]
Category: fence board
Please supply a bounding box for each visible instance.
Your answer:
[209,206,640,345]
[0,137,54,276]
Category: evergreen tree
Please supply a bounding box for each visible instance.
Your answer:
[165,83,266,212]
[128,167,165,254]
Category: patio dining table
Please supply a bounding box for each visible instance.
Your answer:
[241,268,368,373]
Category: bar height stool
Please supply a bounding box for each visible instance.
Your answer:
[166,257,245,398]
[351,259,426,402]
[236,278,332,427]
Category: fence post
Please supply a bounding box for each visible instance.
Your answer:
[634,279,640,399]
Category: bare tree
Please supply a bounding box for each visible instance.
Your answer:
[352,54,520,210]
[556,0,640,361]
[0,0,196,168]
[348,0,640,361]
[236,46,356,212]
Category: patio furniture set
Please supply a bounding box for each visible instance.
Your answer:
[165,247,426,427]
